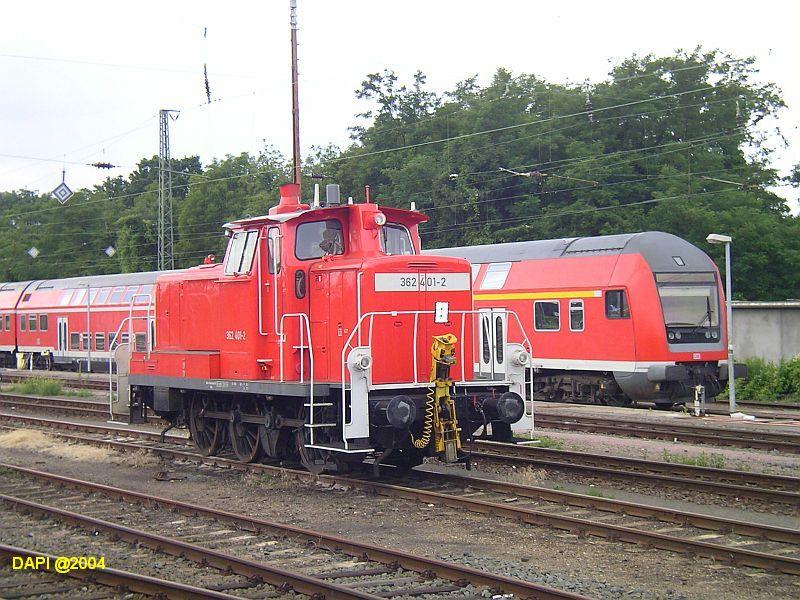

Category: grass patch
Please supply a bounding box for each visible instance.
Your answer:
[0,465,21,478]
[662,449,725,469]
[586,487,613,499]
[6,378,64,396]
[530,436,565,450]
[3,378,93,398]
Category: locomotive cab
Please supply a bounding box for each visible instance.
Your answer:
[129,183,530,474]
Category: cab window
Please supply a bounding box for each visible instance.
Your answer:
[605,290,630,319]
[224,230,259,275]
[267,227,281,274]
[295,220,344,260]
[380,223,414,255]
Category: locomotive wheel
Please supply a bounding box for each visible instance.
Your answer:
[188,394,226,456]
[229,401,263,463]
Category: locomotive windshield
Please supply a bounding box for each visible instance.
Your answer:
[655,272,720,344]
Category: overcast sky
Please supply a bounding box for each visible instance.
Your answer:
[1,0,797,211]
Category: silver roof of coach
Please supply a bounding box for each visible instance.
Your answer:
[425,232,716,273]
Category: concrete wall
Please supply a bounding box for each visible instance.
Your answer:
[732,302,800,363]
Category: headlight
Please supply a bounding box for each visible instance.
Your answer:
[374,213,387,226]
[512,348,530,366]
[668,332,675,340]
[675,331,682,340]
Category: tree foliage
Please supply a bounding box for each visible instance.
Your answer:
[0,49,797,300]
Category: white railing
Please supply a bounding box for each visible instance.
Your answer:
[339,309,534,447]
[277,312,318,444]
[106,293,153,420]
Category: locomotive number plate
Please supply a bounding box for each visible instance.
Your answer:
[374,272,470,292]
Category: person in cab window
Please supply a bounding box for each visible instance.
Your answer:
[319,223,343,256]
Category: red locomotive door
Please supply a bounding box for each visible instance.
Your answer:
[309,270,329,381]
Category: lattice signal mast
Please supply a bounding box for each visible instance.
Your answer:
[158,109,179,270]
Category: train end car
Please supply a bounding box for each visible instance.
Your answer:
[428,232,747,408]
[126,184,531,474]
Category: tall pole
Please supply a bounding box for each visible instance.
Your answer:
[725,241,736,413]
[290,0,302,187]
[158,109,178,270]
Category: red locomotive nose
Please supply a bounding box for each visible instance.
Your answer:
[269,183,310,215]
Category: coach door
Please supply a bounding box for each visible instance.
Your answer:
[56,317,68,358]
[478,308,507,380]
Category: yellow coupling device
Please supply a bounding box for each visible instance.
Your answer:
[412,334,462,462]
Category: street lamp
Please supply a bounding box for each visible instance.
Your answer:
[706,233,735,414]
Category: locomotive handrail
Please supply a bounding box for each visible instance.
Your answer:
[339,308,534,449]
[105,294,153,422]
[277,312,316,444]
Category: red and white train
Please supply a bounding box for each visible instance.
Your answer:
[0,273,157,371]
[429,232,746,408]
[1,184,531,473]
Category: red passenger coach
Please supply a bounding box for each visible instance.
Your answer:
[1,273,160,371]
[429,232,745,407]
[126,184,530,473]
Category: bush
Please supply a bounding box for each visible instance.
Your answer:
[730,356,800,403]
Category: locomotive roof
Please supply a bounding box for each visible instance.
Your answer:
[29,270,178,291]
[426,231,716,273]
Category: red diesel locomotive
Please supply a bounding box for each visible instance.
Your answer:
[428,232,745,408]
[121,184,530,473]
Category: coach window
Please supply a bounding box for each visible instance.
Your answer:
[95,287,111,304]
[4,315,9,330]
[480,262,512,290]
[136,285,153,304]
[0,315,3,331]
[70,288,87,305]
[109,287,125,303]
[471,264,481,283]
[534,300,560,331]
[20,315,26,331]
[39,315,48,331]
[70,333,80,350]
[295,220,344,260]
[95,333,105,351]
[569,300,584,332]
[605,289,630,319]
[81,333,90,350]
[224,230,259,275]
[108,332,117,348]
[380,223,414,255]
[122,286,139,304]
[28,315,37,331]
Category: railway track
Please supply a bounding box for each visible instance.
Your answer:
[0,544,249,599]
[465,440,800,506]
[0,462,581,600]
[2,412,799,576]
[0,368,111,391]
[532,411,800,453]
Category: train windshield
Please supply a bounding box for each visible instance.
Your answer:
[655,272,721,343]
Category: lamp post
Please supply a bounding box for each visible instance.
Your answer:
[706,233,735,414]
